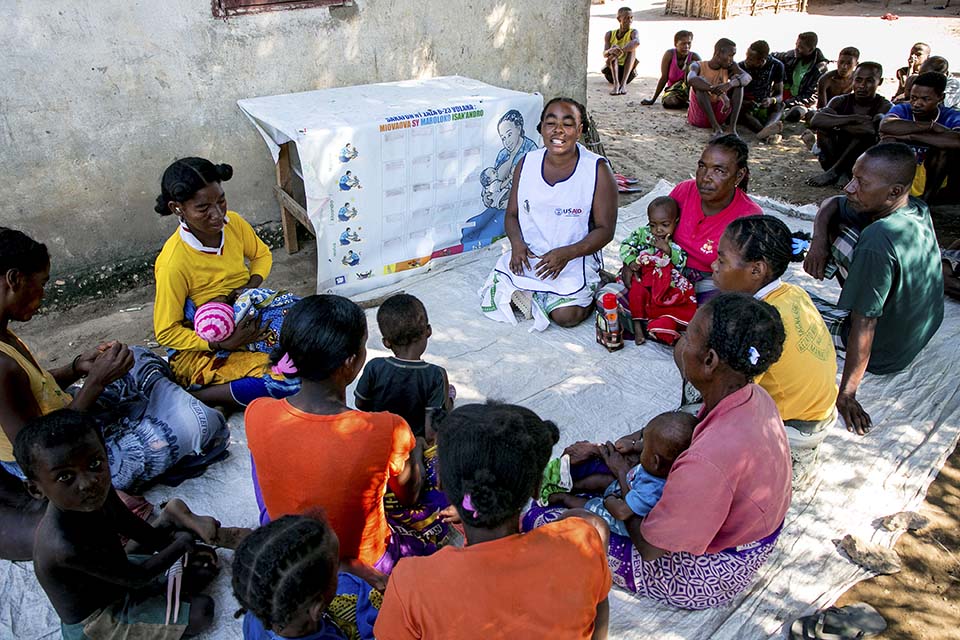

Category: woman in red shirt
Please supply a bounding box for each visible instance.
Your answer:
[670,135,762,304]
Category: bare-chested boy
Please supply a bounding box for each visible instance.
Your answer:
[738,40,785,141]
[602,7,639,96]
[806,63,892,187]
[816,47,860,109]
[687,38,752,136]
[15,410,225,639]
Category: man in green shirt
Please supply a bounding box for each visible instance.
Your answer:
[803,142,944,435]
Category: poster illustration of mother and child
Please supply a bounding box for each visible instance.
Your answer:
[459,109,538,251]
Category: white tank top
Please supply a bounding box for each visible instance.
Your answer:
[494,143,604,295]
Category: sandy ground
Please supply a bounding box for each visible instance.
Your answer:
[588,1,960,637]
[589,0,960,240]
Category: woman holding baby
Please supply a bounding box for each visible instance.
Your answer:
[526,294,792,609]
[152,157,299,410]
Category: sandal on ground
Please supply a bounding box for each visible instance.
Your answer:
[510,290,533,320]
[789,603,887,640]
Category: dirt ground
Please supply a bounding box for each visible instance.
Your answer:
[588,1,960,637]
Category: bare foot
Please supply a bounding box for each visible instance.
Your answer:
[212,526,251,550]
[161,498,220,545]
[610,86,620,96]
[806,169,839,187]
[633,320,646,345]
[757,121,783,141]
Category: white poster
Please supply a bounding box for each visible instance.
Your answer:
[238,77,543,295]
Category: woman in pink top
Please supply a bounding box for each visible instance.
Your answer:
[524,293,791,609]
[671,135,762,303]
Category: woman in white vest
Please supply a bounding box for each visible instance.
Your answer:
[479,98,618,331]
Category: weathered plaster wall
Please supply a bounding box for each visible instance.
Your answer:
[0,0,590,275]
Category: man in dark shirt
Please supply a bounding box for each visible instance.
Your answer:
[737,40,785,141]
[773,31,829,122]
[807,62,892,187]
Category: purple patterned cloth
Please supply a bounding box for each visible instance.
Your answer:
[522,504,779,610]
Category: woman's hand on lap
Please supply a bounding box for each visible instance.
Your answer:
[509,243,536,275]
[73,341,117,376]
[86,342,134,388]
[535,247,572,280]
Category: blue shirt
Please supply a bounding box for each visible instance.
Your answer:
[622,464,667,517]
[884,103,960,162]
[242,573,379,640]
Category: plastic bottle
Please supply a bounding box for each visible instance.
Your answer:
[596,292,623,351]
[602,293,619,332]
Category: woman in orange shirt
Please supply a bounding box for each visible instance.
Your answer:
[246,295,455,591]
[375,403,612,640]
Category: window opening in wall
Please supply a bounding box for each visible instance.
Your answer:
[212,0,349,18]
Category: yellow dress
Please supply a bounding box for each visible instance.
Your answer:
[0,332,70,461]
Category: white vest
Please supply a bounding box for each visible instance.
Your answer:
[494,144,603,296]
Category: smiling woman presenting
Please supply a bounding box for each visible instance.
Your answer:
[479,98,619,331]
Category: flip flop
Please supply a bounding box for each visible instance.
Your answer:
[789,603,887,640]
[614,173,639,185]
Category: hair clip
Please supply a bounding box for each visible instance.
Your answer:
[462,494,478,518]
[271,353,298,376]
[791,238,810,256]
[747,346,760,366]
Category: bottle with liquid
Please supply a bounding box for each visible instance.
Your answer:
[596,292,624,352]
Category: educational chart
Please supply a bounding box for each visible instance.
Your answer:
[238,76,543,296]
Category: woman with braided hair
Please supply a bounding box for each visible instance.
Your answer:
[524,294,791,609]
[375,403,612,639]
[153,157,299,410]
[232,514,381,639]
[246,295,455,596]
[713,215,838,486]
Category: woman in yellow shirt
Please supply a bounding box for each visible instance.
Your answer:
[711,215,839,487]
[153,158,299,409]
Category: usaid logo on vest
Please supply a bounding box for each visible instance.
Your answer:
[553,207,584,217]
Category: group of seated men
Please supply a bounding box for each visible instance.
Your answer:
[601,7,960,204]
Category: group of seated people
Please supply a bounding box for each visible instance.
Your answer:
[0,55,952,640]
[603,7,960,203]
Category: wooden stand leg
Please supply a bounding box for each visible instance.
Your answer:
[276,143,299,255]
[280,206,300,254]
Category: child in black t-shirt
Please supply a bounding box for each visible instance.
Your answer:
[355,294,453,439]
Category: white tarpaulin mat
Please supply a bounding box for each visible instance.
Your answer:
[2,181,958,639]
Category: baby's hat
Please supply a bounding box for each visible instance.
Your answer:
[194,301,235,343]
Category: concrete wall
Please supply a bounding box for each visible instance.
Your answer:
[0,0,590,274]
